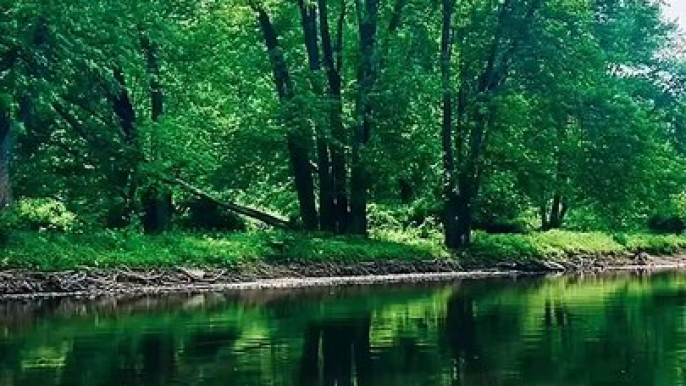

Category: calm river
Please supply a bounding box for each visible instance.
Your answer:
[2,271,686,385]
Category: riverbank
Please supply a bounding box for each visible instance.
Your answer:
[1,230,686,298]
[2,259,686,300]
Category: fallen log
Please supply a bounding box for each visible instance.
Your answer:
[164,177,293,229]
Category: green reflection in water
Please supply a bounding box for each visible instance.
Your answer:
[2,272,686,386]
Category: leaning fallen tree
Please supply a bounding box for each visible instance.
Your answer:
[164,177,293,229]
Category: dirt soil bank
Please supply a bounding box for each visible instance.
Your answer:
[1,255,685,299]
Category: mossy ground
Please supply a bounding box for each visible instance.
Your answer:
[1,229,686,271]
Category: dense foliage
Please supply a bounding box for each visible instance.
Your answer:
[1,0,685,249]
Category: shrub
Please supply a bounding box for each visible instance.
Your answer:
[5,198,78,232]
[647,192,686,234]
[648,213,685,234]
[564,205,614,232]
[368,200,444,234]
[474,172,530,231]
[612,232,630,247]
[625,234,686,255]
[405,199,443,227]
[367,203,404,230]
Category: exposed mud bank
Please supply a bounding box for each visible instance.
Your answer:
[1,256,685,300]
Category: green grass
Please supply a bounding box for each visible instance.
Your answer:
[0,231,263,270]
[468,230,686,264]
[622,233,686,254]
[0,230,441,271]
[1,229,686,271]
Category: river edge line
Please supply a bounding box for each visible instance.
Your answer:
[1,256,686,300]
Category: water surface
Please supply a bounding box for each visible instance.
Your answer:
[2,272,686,385]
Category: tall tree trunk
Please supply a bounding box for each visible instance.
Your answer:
[255,6,319,230]
[441,0,461,249]
[298,0,336,232]
[0,103,11,211]
[140,32,173,234]
[142,187,173,234]
[542,128,570,231]
[108,67,141,227]
[142,35,164,123]
[559,200,569,227]
[350,0,379,236]
[315,134,336,232]
[453,108,489,248]
[548,193,562,229]
[112,68,137,144]
[544,121,572,230]
[319,0,349,233]
[285,133,319,230]
[443,0,542,248]
[539,201,549,230]
[542,193,568,230]
[455,176,475,248]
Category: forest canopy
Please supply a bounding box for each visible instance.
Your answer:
[1,0,685,250]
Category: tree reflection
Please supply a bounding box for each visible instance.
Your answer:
[298,316,373,386]
[140,332,176,386]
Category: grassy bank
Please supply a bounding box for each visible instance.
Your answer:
[466,231,686,264]
[2,230,686,271]
[0,231,443,271]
